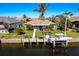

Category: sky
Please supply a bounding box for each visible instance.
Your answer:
[0,3,79,18]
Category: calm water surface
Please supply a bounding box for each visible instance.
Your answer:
[0,43,79,56]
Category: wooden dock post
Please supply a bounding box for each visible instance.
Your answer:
[20,36,24,47]
[30,42,32,46]
[66,41,68,47]
[44,42,46,45]
[43,38,46,45]
[23,42,24,47]
[36,38,39,45]
[53,41,55,47]
[29,38,32,46]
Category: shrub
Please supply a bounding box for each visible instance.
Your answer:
[26,25,32,30]
[14,28,25,35]
[8,28,14,33]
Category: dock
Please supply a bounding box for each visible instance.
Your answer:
[48,37,73,47]
[0,38,48,46]
[0,38,79,47]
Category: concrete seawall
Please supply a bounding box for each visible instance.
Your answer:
[0,38,79,43]
[0,38,47,43]
[0,39,22,43]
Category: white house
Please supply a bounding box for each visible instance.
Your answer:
[0,25,9,34]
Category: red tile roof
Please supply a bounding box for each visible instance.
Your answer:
[16,18,31,22]
[25,20,55,26]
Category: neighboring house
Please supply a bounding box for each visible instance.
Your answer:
[25,19,55,30]
[8,18,23,30]
[0,16,23,32]
[0,24,9,33]
[16,18,31,23]
[16,18,32,30]
[70,16,79,31]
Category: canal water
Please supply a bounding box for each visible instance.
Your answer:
[0,43,79,56]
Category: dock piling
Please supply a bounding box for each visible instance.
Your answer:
[53,41,55,47]
[66,41,68,47]
[36,38,39,45]
[44,42,46,45]
[29,38,32,46]
[43,38,46,45]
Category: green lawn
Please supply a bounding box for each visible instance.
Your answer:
[0,29,79,39]
[25,29,79,38]
[66,31,79,38]
[50,30,79,38]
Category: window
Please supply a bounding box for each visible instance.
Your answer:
[75,23,79,28]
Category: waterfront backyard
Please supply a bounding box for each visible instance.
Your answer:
[0,3,79,56]
[0,29,79,39]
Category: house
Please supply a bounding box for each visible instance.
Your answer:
[70,16,79,31]
[8,17,23,30]
[0,24,9,33]
[25,19,55,30]
[0,16,23,33]
[16,18,31,23]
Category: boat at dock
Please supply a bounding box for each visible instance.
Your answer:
[48,33,72,47]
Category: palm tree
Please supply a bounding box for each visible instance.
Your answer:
[63,12,73,36]
[33,3,49,43]
[23,14,27,18]
[77,8,79,11]
[33,3,48,20]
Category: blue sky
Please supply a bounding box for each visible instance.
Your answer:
[0,3,79,18]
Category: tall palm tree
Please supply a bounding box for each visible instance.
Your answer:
[23,14,27,18]
[63,12,73,36]
[33,3,49,43]
[63,12,73,17]
[77,8,79,11]
[33,3,48,20]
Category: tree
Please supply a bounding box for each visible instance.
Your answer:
[46,16,55,22]
[77,8,79,11]
[63,12,73,36]
[33,3,49,42]
[54,15,65,30]
[33,3,49,20]
[54,12,73,31]
[23,14,27,18]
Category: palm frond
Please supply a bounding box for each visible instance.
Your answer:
[33,9,41,12]
[77,8,79,11]
[63,12,73,16]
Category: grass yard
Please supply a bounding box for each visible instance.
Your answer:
[25,29,79,38]
[0,29,79,39]
[50,30,79,38]
[0,33,19,39]
[66,31,79,38]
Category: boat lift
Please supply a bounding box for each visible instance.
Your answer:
[48,33,72,47]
